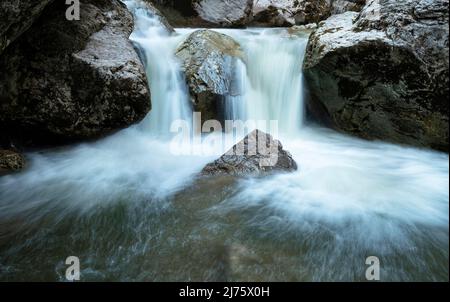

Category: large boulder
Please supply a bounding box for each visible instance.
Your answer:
[176,29,244,123]
[303,0,449,152]
[148,0,253,27]
[0,0,151,146]
[0,0,53,55]
[201,129,298,176]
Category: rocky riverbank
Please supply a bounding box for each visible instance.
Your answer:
[303,0,449,151]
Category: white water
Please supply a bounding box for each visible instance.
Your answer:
[127,1,192,135]
[0,1,448,281]
[228,28,308,134]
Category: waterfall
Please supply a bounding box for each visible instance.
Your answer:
[126,2,309,138]
[125,1,193,136]
[223,29,309,135]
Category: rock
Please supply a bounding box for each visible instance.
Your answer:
[176,29,244,123]
[303,0,449,152]
[147,0,205,27]
[329,0,366,14]
[201,129,298,176]
[148,0,253,27]
[0,0,53,55]
[150,0,363,28]
[194,0,254,27]
[287,23,318,34]
[251,0,331,26]
[0,0,151,146]
[0,150,25,175]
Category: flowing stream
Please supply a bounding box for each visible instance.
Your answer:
[0,2,448,281]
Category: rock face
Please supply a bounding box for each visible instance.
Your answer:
[303,0,449,152]
[149,0,364,27]
[0,0,151,146]
[201,130,298,176]
[149,0,253,27]
[0,0,53,55]
[194,0,254,27]
[329,0,366,14]
[0,149,25,175]
[176,30,244,123]
[252,0,331,26]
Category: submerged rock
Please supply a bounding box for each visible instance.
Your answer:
[0,0,151,146]
[176,29,244,123]
[201,130,298,177]
[303,0,449,152]
[0,149,25,175]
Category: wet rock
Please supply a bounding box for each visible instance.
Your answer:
[0,149,25,175]
[303,0,449,152]
[0,0,53,55]
[176,29,244,123]
[201,129,298,176]
[0,0,151,145]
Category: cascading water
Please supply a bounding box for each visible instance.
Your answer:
[224,28,308,134]
[0,1,448,281]
[125,1,192,135]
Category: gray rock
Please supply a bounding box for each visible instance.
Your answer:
[148,0,253,27]
[176,29,244,123]
[0,149,25,175]
[0,0,53,55]
[201,129,298,177]
[329,0,366,14]
[303,0,449,152]
[147,0,206,27]
[194,0,254,27]
[0,0,151,145]
[252,0,331,26]
[149,0,363,28]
